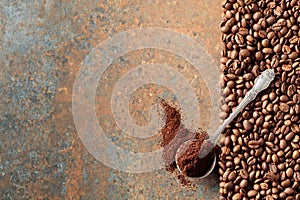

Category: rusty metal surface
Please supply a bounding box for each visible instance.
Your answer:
[0,0,221,199]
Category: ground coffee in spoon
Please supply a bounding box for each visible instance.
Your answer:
[176,133,216,178]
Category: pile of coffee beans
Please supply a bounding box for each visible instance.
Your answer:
[220,0,300,199]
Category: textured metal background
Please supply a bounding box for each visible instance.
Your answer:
[0,0,221,199]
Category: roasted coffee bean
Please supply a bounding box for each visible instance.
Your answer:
[228,171,237,181]
[243,73,253,81]
[289,52,298,59]
[247,190,258,198]
[243,120,253,131]
[248,140,260,149]
[260,183,269,191]
[284,187,294,195]
[235,33,244,45]
[286,132,295,141]
[239,27,249,35]
[292,150,300,159]
[255,51,264,60]
[253,12,263,21]
[225,182,234,190]
[270,163,278,174]
[240,179,248,188]
[262,48,273,54]
[240,169,249,179]
[279,103,289,112]
[274,44,282,53]
[232,193,242,200]
[285,168,293,178]
[272,154,278,163]
[282,64,292,71]
[247,156,256,165]
[240,49,250,57]
[282,179,291,187]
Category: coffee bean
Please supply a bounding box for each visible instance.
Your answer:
[225,182,234,190]
[248,170,256,182]
[262,48,273,54]
[292,150,300,159]
[232,193,242,200]
[240,169,248,179]
[260,183,269,191]
[221,104,230,113]
[248,140,260,149]
[253,24,262,31]
[293,94,300,103]
[247,156,256,165]
[262,39,269,47]
[284,187,294,195]
[277,150,284,157]
[279,139,287,149]
[286,168,294,178]
[282,64,293,71]
[221,25,230,33]
[272,154,278,163]
[287,85,296,97]
[285,132,295,141]
[291,124,300,133]
[243,120,252,131]
[280,95,289,102]
[253,12,263,21]
[289,52,298,59]
[239,27,249,35]
[279,192,287,199]
[247,190,258,197]
[272,187,279,194]
[279,103,289,112]
[227,80,236,89]
[231,50,239,59]
[255,51,264,60]
[289,35,298,43]
[266,141,274,148]
[219,112,229,120]
[282,179,291,187]
[270,163,278,174]
[295,164,300,171]
[233,157,240,165]
[267,16,276,25]
[273,44,282,53]
[240,49,250,57]
[235,33,244,45]
[240,179,248,188]
[223,169,230,181]
[224,136,232,147]
[228,171,237,181]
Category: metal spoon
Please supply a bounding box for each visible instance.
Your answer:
[175,69,275,178]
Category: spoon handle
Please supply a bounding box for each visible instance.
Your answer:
[209,69,275,143]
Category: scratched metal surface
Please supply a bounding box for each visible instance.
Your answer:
[0,0,221,199]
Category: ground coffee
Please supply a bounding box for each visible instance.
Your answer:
[176,134,216,178]
[160,100,199,172]
[160,101,217,183]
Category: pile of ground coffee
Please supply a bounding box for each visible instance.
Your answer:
[220,0,300,199]
[160,101,199,172]
[175,134,216,178]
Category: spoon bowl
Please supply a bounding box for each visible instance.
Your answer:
[175,139,217,179]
